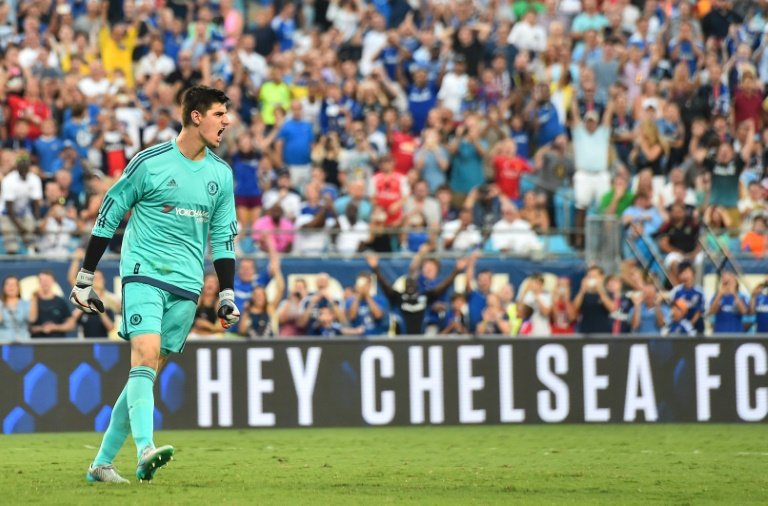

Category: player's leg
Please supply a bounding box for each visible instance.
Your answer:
[91,353,170,468]
[116,283,175,480]
[86,384,131,483]
[130,332,177,481]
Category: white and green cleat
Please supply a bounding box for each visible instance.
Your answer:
[86,464,130,484]
[136,445,175,482]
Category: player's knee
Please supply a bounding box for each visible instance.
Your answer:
[130,334,162,369]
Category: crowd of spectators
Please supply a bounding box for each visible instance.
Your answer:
[1,0,768,339]
[2,248,768,340]
[0,0,765,262]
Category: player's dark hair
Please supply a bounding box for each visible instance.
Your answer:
[180,86,230,127]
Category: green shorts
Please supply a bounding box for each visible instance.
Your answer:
[119,282,198,356]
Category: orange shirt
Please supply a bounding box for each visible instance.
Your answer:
[741,231,767,258]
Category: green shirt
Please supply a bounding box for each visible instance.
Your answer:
[258,81,291,125]
[513,1,545,19]
[599,190,635,216]
[93,140,237,300]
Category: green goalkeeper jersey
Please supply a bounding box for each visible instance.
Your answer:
[92,140,238,301]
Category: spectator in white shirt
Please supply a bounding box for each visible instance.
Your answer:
[442,208,483,252]
[0,158,42,254]
[507,9,548,54]
[135,36,176,83]
[438,57,469,120]
[294,182,338,255]
[38,202,77,256]
[490,203,542,254]
[336,202,369,255]
[78,61,111,101]
[262,170,303,221]
[519,273,553,336]
[142,109,179,148]
[237,34,268,88]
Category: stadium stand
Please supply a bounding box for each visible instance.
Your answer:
[0,0,767,340]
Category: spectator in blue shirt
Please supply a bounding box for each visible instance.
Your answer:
[448,114,487,197]
[33,119,63,176]
[670,261,706,335]
[270,2,296,52]
[750,280,768,334]
[708,271,748,334]
[346,273,390,337]
[629,280,669,335]
[277,100,314,187]
[309,306,348,338]
[664,298,697,336]
[464,252,493,332]
[527,83,564,148]
[407,67,437,133]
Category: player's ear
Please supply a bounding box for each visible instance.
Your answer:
[191,110,200,126]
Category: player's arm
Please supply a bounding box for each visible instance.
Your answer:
[71,167,148,314]
[211,172,240,329]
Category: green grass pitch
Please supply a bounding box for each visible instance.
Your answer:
[1,425,766,505]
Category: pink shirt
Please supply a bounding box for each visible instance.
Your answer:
[253,216,295,252]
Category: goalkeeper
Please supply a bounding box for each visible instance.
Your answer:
[71,86,240,484]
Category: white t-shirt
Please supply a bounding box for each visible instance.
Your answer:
[336,215,369,255]
[1,171,43,217]
[360,30,387,76]
[262,190,302,220]
[39,216,77,256]
[490,218,541,254]
[293,212,335,254]
[441,219,483,252]
[115,105,145,158]
[522,291,553,337]
[438,72,469,119]
[238,50,268,87]
[135,52,176,79]
[78,77,111,99]
[507,22,547,53]
[142,124,179,147]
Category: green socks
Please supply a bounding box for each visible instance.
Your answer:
[127,366,157,459]
[93,385,130,466]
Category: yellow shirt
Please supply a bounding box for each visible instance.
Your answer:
[258,81,291,125]
[99,25,138,87]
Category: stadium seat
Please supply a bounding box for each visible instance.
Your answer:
[544,234,574,255]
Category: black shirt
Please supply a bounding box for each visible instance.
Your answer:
[389,291,430,335]
[701,8,742,40]
[79,309,115,338]
[196,304,217,325]
[250,26,278,57]
[246,310,273,338]
[656,218,700,254]
[31,295,71,338]
[578,293,612,335]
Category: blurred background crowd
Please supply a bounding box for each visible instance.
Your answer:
[0,0,767,340]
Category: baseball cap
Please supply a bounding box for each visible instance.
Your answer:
[584,110,599,122]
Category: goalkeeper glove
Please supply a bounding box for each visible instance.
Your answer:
[217,289,240,329]
[69,269,105,314]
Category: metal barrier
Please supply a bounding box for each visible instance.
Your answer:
[585,215,621,274]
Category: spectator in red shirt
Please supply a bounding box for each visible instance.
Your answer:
[732,70,764,132]
[390,114,417,175]
[492,138,532,204]
[6,80,51,140]
[371,155,409,227]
